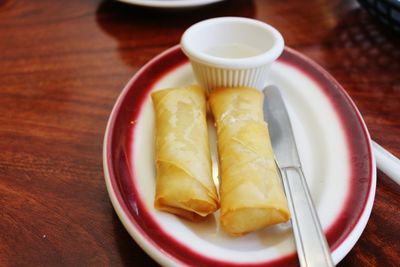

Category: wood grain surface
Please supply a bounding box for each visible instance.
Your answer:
[0,0,399,266]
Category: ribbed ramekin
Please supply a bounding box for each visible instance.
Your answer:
[181,17,284,93]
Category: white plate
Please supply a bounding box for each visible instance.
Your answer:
[103,45,376,266]
[115,0,224,8]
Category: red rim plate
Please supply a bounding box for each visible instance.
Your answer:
[103,45,375,266]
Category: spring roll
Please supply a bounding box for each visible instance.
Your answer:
[152,85,219,221]
[209,87,290,235]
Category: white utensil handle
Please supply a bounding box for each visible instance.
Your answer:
[372,141,400,185]
[281,167,335,267]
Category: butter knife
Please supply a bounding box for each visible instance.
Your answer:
[263,85,335,267]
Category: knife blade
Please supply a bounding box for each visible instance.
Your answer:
[263,85,335,267]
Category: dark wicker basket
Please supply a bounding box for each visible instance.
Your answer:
[357,0,400,33]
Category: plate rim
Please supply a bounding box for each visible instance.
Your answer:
[115,0,225,8]
[103,44,376,266]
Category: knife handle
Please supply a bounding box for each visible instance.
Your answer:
[281,167,335,267]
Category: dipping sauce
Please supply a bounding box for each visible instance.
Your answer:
[206,43,262,59]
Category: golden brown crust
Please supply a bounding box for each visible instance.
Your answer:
[152,85,219,221]
[209,87,290,235]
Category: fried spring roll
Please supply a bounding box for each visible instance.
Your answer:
[209,87,290,235]
[152,85,219,221]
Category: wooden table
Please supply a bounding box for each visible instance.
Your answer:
[1,0,399,266]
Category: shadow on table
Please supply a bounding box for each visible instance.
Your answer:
[112,212,159,266]
[326,7,400,73]
[324,7,400,121]
[95,0,255,68]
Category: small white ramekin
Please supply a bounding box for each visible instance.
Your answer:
[181,17,284,93]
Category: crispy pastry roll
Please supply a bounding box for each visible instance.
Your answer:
[151,85,219,221]
[209,87,290,235]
